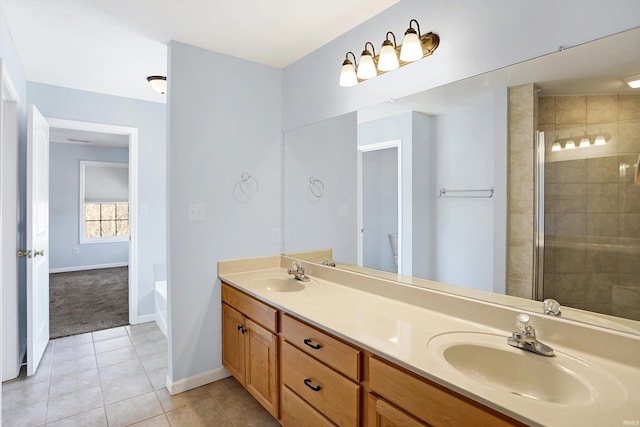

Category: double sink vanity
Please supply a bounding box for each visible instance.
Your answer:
[218,255,640,426]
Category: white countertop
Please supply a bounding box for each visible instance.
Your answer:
[219,259,640,427]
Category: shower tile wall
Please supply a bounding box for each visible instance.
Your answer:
[540,94,640,321]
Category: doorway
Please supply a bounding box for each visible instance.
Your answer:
[357,140,402,274]
[46,118,140,332]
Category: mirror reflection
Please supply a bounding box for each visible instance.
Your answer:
[283,27,640,335]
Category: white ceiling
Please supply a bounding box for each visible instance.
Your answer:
[0,0,399,103]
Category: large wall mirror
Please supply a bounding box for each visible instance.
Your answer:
[283,27,640,336]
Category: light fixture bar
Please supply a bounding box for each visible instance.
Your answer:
[623,73,640,89]
[339,20,439,87]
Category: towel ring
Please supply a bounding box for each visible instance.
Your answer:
[309,177,325,198]
[239,173,259,197]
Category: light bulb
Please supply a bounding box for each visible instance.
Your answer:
[594,135,607,146]
[400,29,423,62]
[564,140,576,150]
[339,60,357,87]
[579,137,591,148]
[357,50,377,80]
[551,142,561,152]
[378,40,399,71]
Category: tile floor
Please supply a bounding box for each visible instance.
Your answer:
[2,322,279,426]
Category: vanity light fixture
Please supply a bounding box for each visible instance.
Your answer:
[147,76,167,94]
[552,134,607,151]
[338,19,440,87]
[623,73,640,89]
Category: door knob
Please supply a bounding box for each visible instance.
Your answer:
[17,250,33,258]
[34,250,45,257]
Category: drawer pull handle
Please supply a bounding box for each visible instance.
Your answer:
[303,338,322,350]
[304,378,322,392]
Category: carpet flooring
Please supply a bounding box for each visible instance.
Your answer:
[49,267,129,339]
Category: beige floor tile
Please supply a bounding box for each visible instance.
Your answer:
[133,338,166,358]
[49,368,100,398]
[146,368,168,391]
[99,359,146,383]
[94,335,133,354]
[46,385,103,423]
[92,326,128,342]
[129,330,166,347]
[105,391,163,427]
[205,376,241,399]
[102,372,153,405]
[128,414,171,427]
[155,386,212,412]
[209,378,278,426]
[165,398,233,427]
[96,346,139,368]
[127,322,161,336]
[139,353,167,373]
[54,333,93,349]
[1,398,47,427]
[50,354,97,379]
[45,407,107,427]
[1,378,49,410]
[52,342,95,363]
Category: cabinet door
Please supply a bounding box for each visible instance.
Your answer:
[245,318,279,418]
[222,303,246,383]
[368,394,429,427]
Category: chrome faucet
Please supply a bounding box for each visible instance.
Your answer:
[287,261,310,282]
[507,313,554,357]
[322,258,336,267]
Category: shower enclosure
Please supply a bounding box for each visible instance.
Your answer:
[535,95,640,322]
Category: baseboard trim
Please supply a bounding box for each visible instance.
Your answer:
[167,367,231,395]
[49,262,129,274]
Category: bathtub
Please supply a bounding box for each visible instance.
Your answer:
[155,280,167,337]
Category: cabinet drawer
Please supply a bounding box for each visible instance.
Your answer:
[281,314,361,381]
[221,282,277,332]
[282,341,360,427]
[368,357,522,427]
[281,385,335,427]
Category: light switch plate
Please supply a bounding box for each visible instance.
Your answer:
[188,203,206,221]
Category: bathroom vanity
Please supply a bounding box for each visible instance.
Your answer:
[218,255,640,427]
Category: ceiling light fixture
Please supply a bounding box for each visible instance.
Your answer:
[339,19,439,87]
[564,139,576,150]
[579,136,591,148]
[147,76,167,94]
[623,73,640,89]
[551,142,562,152]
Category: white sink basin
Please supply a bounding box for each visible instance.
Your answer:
[255,277,306,292]
[428,332,625,408]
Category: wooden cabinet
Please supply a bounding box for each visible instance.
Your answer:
[368,356,524,427]
[280,314,362,426]
[220,282,523,427]
[367,394,429,427]
[221,283,279,418]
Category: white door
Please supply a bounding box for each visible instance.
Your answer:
[26,105,50,376]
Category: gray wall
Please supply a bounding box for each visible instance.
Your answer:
[49,142,129,270]
[27,82,166,319]
[282,0,640,131]
[167,41,282,386]
[283,112,358,263]
[0,4,28,368]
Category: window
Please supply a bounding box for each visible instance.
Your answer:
[84,202,129,239]
[80,161,129,243]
